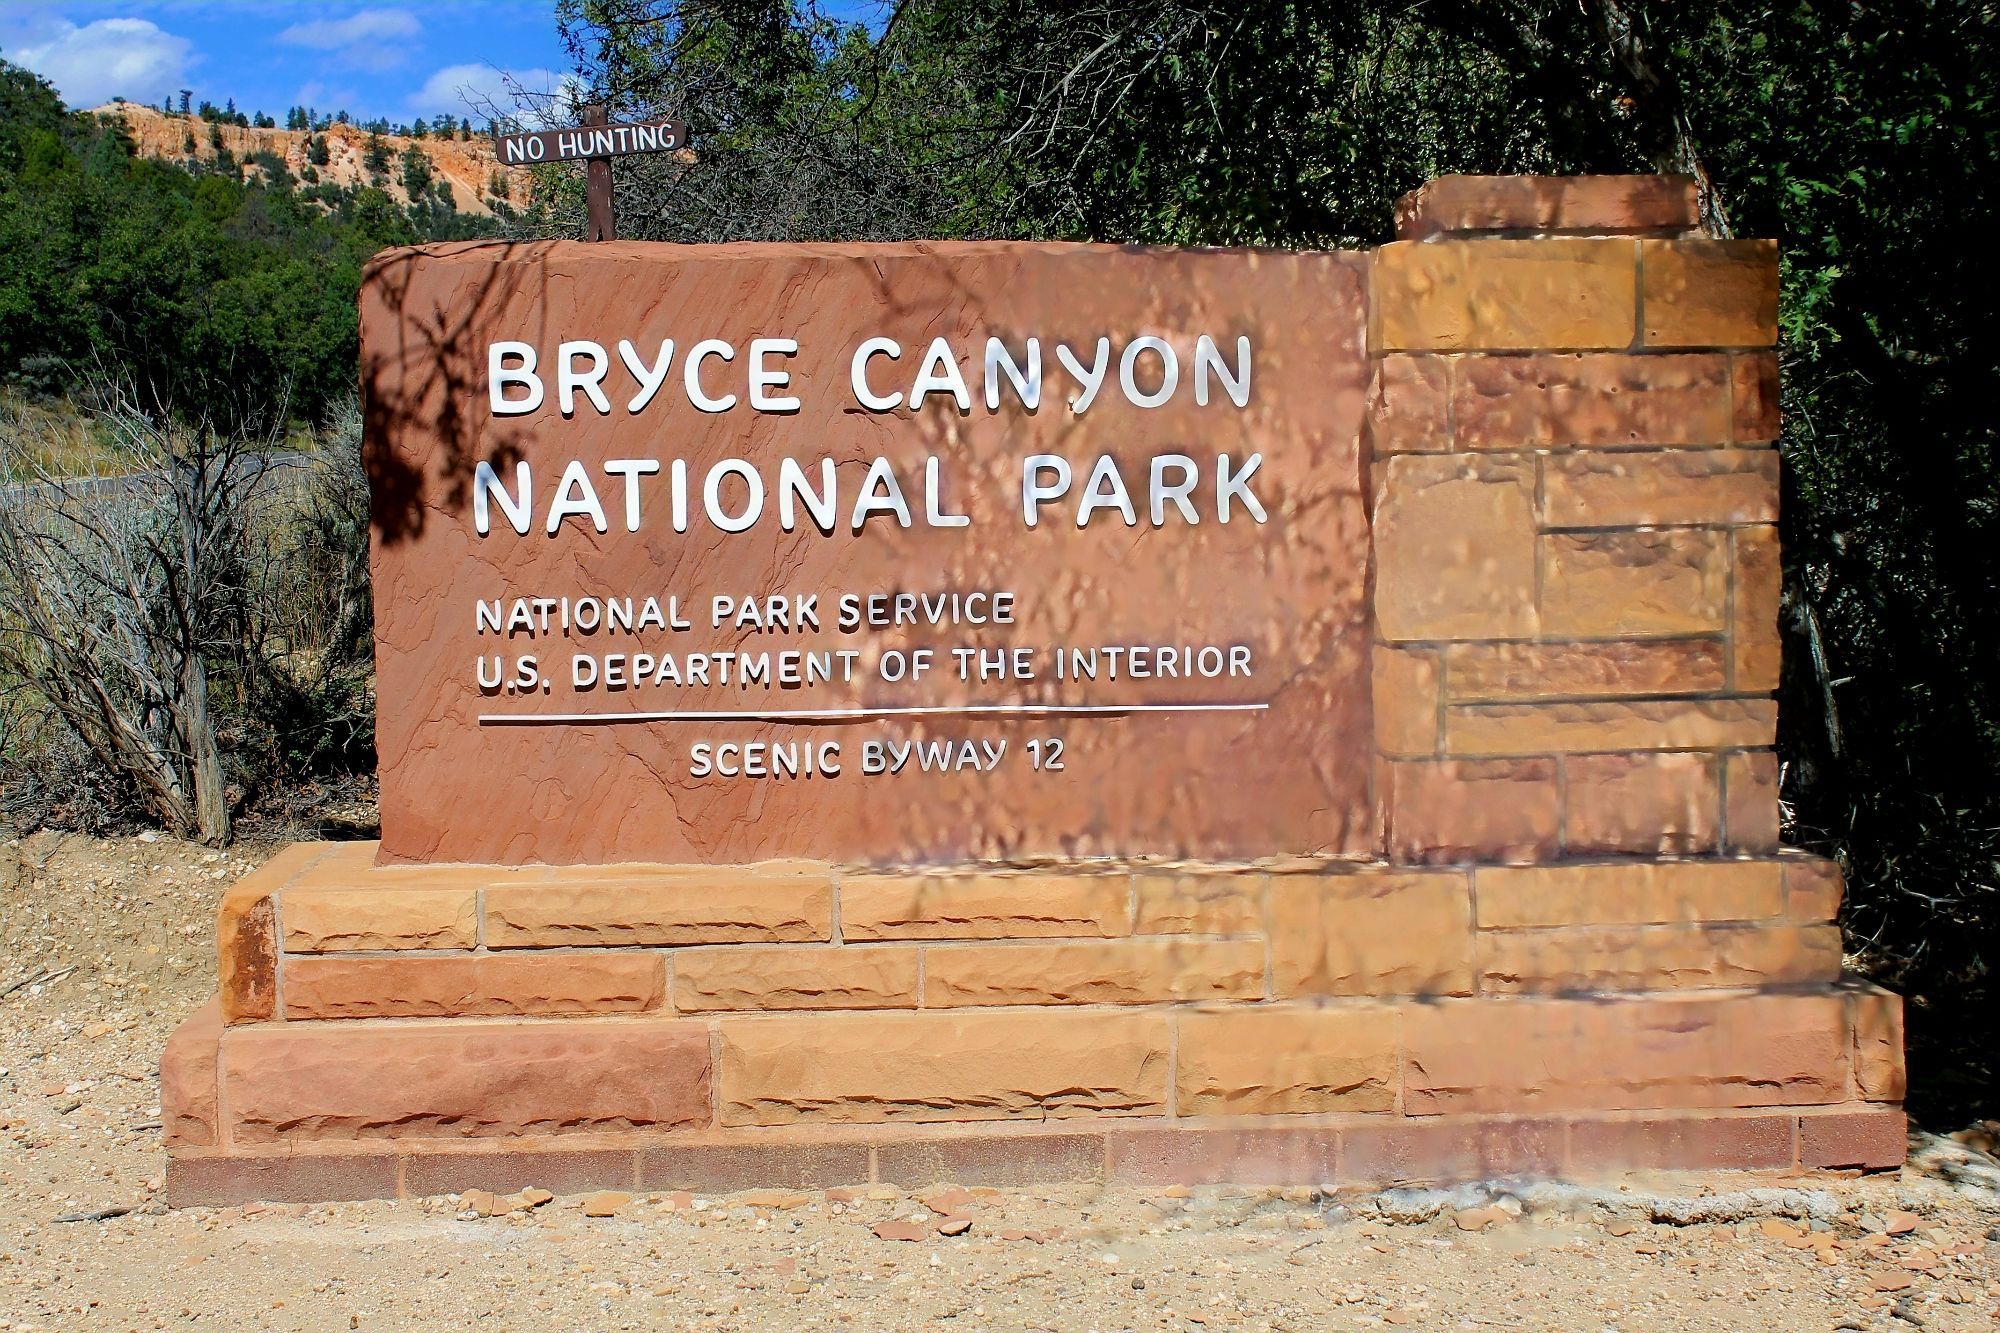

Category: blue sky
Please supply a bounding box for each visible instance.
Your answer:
[0,2,580,125]
[0,3,890,125]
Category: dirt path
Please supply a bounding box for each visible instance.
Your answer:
[2,833,1996,1331]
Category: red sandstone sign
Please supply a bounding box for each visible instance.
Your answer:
[362,242,1371,864]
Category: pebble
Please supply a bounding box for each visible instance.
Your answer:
[1452,1206,1508,1233]
[581,1191,632,1218]
[870,1219,928,1243]
[921,1186,975,1216]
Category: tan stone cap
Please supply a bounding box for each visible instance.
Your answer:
[1396,175,1700,240]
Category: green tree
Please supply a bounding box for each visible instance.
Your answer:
[398,143,434,197]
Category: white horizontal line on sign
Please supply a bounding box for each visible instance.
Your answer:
[478,702,1270,725]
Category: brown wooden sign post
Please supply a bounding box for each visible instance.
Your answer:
[495,106,688,242]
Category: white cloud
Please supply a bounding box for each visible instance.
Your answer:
[9,17,194,110]
[409,63,579,125]
[277,8,421,72]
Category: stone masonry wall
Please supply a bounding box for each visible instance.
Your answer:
[1369,175,1784,865]
[161,176,1908,1205]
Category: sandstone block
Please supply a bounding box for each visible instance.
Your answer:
[485,864,833,947]
[1476,922,1841,993]
[636,1140,875,1192]
[1541,530,1727,637]
[1567,1112,1796,1173]
[1131,873,1264,935]
[1106,1125,1342,1186]
[168,1153,402,1208]
[1783,856,1844,922]
[1401,993,1850,1114]
[1851,989,1906,1102]
[404,1147,642,1198]
[1373,454,1537,641]
[161,998,221,1148]
[223,1018,712,1142]
[1375,238,1637,351]
[1563,751,1721,855]
[1175,1005,1399,1115]
[1373,645,1441,756]
[840,873,1129,941]
[1444,639,1726,701]
[1395,175,1698,239]
[218,874,289,1025]
[1541,448,1779,528]
[1446,698,1776,756]
[1475,861,1784,928]
[1270,871,1473,995]
[1641,239,1779,348]
[1452,353,1731,450]
[1731,351,1780,442]
[1730,525,1783,693]
[1799,1108,1906,1171]
[1339,1117,1565,1184]
[1723,750,1782,854]
[282,953,665,1019]
[1367,354,1452,453]
[716,1010,1169,1125]
[673,944,919,1011]
[873,1133,1106,1187]
[923,938,1265,1006]
[283,887,480,952]
[1384,758,1560,863]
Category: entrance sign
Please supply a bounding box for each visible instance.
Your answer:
[163,179,1904,1209]
[361,242,1373,865]
[495,117,687,166]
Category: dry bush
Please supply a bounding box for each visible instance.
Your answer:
[0,390,374,844]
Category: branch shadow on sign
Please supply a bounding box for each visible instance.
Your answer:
[362,241,537,548]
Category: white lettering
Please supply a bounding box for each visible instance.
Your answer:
[1217,452,1267,523]
[616,339,674,413]
[1055,337,1110,413]
[908,336,971,412]
[778,456,837,532]
[748,337,801,412]
[488,341,542,415]
[1194,334,1252,408]
[1022,454,1071,527]
[546,460,608,534]
[1119,336,1178,408]
[684,338,737,413]
[850,337,902,410]
[704,459,764,532]
[473,459,532,535]
[556,340,611,415]
[602,458,660,531]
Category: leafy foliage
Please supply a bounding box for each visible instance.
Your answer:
[0,62,501,431]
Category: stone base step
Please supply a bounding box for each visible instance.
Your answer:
[162,984,1906,1206]
[165,1105,1906,1208]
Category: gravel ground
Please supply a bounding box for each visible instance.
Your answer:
[3,832,1997,1332]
